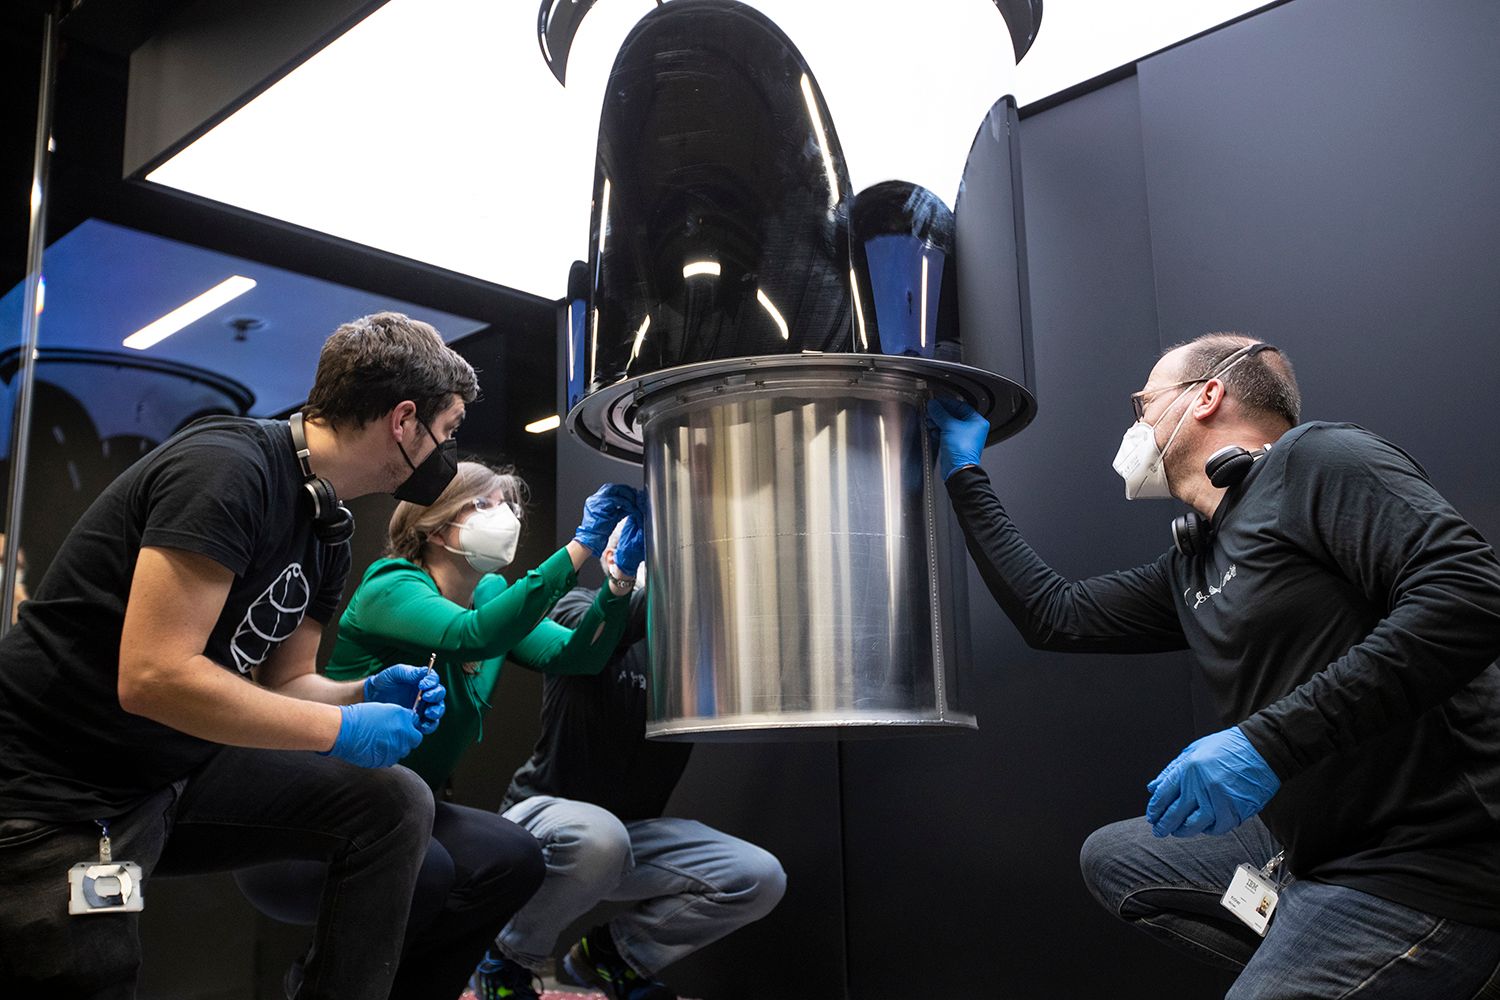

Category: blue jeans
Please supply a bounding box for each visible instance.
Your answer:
[234,799,543,1000]
[1080,816,1500,999]
[0,748,432,1000]
[494,796,786,976]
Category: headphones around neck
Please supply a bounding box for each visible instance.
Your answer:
[289,412,355,546]
[1170,443,1270,556]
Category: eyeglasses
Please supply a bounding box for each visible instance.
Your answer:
[470,496,522,518]
[418,417,459,446]
[1131,378,1208,421]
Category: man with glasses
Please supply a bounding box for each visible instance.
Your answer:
[928,333,1500,998]
[0,312,485,1000]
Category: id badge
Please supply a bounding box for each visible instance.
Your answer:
[68,862,145,915]
[1220,863,1278,937]
[68,820,145,916]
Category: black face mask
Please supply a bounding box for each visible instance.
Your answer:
[394,419,457,505]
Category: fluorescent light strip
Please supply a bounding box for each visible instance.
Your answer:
[566,300,577,380]
[757,288,790,340]
[799,73,840,210]
[123,275,257,350]
[525,414,561,433]
[682,260,721,278]
[920,253,929,349]
[589,307,600,385]
[849,268,868,349]
[627,314,652,367]
[597,178,612,257]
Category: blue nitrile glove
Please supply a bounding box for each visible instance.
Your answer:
[323,702,424,768]
[363,665,446,735]
[575,483,642,555]
[1145,726,1281,838]
[614,494,649,575]
[924,398,989,480]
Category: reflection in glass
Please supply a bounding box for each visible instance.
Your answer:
[849,181,960,362]
[583,0,854,389]
[0,349,252,587]
[565,259,589,412]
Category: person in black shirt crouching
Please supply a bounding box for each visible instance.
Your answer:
[468,522,787,1000]
[0,312,533,1000]
[928,333,1500,999]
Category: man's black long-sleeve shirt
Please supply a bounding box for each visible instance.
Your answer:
[947,422,1500,927]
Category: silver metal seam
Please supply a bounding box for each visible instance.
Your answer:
[2,7,59,636]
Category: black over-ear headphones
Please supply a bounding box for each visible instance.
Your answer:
[1166,341,1284,557]
[1171,444,1271,556]
[289,412,355,546]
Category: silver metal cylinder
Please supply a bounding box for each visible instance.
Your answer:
[639,365,974,739]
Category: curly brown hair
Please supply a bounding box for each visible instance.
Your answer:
[304,312,479,430]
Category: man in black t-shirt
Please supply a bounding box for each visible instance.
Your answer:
[929,334,1500,999]
[0,313,519,1000]
[468,533,786,1000]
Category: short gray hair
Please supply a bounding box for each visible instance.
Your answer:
[1168,333,1301,426]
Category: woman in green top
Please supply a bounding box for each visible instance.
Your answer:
[235,461,645,1000]
[327,462,638,788]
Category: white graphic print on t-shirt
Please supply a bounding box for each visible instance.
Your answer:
[230,563,310,674]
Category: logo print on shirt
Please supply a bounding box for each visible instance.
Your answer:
[1184,563,1237,611]
[230,563,310,674]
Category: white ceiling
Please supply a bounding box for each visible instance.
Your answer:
[144,0,1274,301]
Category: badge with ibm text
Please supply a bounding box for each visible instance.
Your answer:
[1220,859,1280,937]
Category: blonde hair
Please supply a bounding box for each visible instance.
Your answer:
[385,460,528,567]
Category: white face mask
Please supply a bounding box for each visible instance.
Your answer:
[444,504,521,573]
[1112,385,1199,500]
[1113,344,1264,500]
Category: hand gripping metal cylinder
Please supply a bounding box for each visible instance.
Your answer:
[565,0,1035,739]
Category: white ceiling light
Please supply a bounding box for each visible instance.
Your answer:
[122,275,257,350]
[756,288,790,340]
[849,268,868,350]
[681,261,721,279]
[146,0,1272,301]
[524,414,562,434]
[627,314,651,367]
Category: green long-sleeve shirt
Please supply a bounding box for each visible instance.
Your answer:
[324,547,630,789]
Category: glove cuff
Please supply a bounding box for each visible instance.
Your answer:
[321,704,354,757]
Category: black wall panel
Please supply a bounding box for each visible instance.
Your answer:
[831,2,1500,997]
[1137,0,1500,541]
[840,75,1228,1000]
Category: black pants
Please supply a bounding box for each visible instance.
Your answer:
[0,748,433,1000]
[235,798,544,1000]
